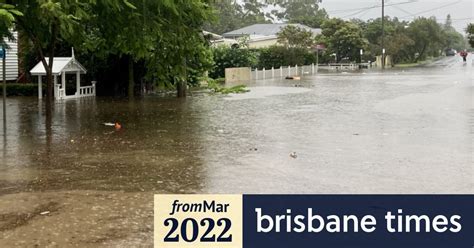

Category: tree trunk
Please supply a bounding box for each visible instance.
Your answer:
[128,56,134,98]
[177,81,186,98]
[415,45,427,63]
[177,58,187,98]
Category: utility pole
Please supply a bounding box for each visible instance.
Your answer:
[381,0,385,70]
[2,46,5,131]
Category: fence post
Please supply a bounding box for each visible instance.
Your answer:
[295,65,298,76]
[280,66,283,77]
[255,68,258,80]
[311,63,314,75]
[288,66,291,76]
[271,67,274,78]
[263,68,266,79]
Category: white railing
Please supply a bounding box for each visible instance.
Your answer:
[318,63,359,70]
[79,85,95,96]
[55,81,96,100]
[57,86,65,99]
[251,63,362,80]
[252,64,318,80]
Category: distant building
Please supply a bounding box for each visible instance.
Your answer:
[0,32,19,81]
[222,24,322,48]
[203,31,239,48]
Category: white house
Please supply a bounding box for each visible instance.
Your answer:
[222,24,322,48]
[0,32,19,81]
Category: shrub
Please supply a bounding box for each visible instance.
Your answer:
[210,46,258,79]
[4,83,38,96]
[257,46,317,69]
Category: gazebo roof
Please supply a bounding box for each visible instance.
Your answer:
[30,57,87,76]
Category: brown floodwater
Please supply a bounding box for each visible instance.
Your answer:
[0,56,473,246]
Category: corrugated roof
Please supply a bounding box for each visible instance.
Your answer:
[223,24,321,37]
[30,57,87,75]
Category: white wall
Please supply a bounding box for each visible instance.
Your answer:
[0,32,19,81]
[248,38,278,49]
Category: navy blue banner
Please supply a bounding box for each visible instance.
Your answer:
[243,195,474,248]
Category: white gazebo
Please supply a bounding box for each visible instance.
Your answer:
[30,49,96,100]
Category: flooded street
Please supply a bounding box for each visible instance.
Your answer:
[1,56,473,246]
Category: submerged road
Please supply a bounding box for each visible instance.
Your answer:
[0,55,472,246]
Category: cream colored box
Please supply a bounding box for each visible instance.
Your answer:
[154,194,243,248]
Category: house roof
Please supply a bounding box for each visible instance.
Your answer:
[223,24,321,38]
[203,31,223,40]
[30,57,87,76]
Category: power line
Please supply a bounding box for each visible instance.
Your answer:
[326,0,418,14]
[341,8,373,19]
[399,0,463,19]
[390,5,414,16]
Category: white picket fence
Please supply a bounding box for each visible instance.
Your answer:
[251,63,360,80]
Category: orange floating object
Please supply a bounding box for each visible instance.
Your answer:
[114,122,122,130]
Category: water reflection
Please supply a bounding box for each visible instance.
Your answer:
[1,96,206,194]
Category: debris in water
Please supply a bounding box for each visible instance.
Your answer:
[286,76,301,80]
[40,211,50,215]
[114,122,122,130]
[104,122,122,130]
[290,152,297,159]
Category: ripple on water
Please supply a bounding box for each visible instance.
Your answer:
[224,86,311,100]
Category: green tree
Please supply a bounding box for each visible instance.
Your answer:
[316,18,367,62]
[80,0,213,97]
[272,0,328,28]
[205,0,269,34]
[443,14,467,51]
[80,0,163,98]
[14,0,93,106]
[0,3,22,46]
[406,17,444,62]
[467,23,474,48]
[358,17,415,64]
[277,25,314,48]
[146,0,214,97]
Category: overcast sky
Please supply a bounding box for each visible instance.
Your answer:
[259,0,473,33]
[319,0,473,32]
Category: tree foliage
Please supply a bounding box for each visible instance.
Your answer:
[210,46,257,78]
[465,23,474,48]
[354,15,466,64]
[0,3,22,46]
[80,0,214,97]
[257,46,316,69]
[405,17,444,62]
[277,25,314,48]
[14,0,213,98]
[316,18,367,62]
[271,0,328,28]
[204,0,269,34]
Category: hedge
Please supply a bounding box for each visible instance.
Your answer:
[256,46,317,69]
[3,83,38,96]
[210,46,258,79]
